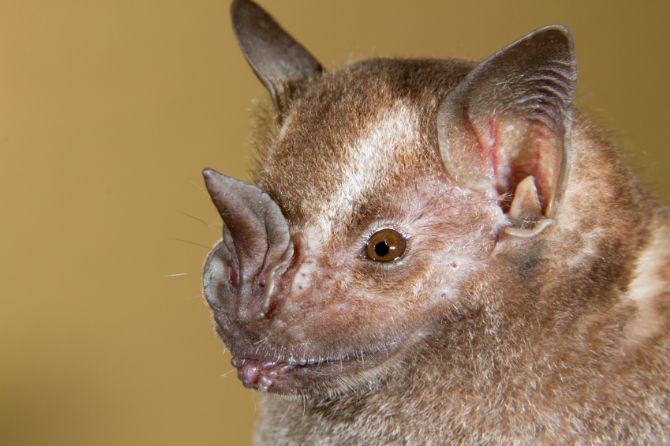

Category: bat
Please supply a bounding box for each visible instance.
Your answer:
[202,0,670,443]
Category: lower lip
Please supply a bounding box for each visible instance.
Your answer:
[230,337,410,393]
[231,347,401,393]
[232,353,373,393]
[235,359,296,391]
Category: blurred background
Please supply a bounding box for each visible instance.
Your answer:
[1,1,668,445]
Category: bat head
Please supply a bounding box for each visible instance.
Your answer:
[203,0,576,395]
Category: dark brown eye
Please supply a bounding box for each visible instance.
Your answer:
[365,229,407,262]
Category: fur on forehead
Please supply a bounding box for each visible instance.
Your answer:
[251,58,477,229]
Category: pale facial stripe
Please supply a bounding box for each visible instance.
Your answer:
[624,223,670,345]
[312,102,420,236]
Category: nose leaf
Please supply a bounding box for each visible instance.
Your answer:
[202,168,291,285]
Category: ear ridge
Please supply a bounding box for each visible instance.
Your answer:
[461,26,575,130]
[231,0,323,111]
[438,25,576,237]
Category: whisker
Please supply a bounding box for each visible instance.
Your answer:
[189,180,210,198]
[168,238,212,250]
[254,336,270,346]
[220,368,237,378]
[177,210,218,228]
[164,272,188,277]
[278,404,291,423]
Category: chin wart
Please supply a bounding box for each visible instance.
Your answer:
[200,1,670,444]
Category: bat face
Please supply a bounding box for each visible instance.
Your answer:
[203,66,504,394]
[203,0,575,395]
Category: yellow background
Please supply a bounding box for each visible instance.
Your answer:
[1,1,668,445]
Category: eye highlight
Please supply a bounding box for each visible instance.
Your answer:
[365,229,407,262]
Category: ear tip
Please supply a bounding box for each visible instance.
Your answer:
[538,24,572,36]
[231,0,265,38]
[531,24,575,55]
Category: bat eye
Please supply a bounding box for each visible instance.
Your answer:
[366,229,406,262]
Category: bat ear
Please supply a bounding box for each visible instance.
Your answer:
[231,0,323,114]
[202,168,291,280]
[438,26,576,238]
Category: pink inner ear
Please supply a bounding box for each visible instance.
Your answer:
[478,116,562,215]
[486,118,501,186]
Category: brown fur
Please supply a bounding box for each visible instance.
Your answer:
[247,60,670,445]
[203,3,670,444]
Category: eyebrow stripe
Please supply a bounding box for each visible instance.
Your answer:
[313,103,419,235]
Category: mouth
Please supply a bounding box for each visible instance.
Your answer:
[231,345,402,394]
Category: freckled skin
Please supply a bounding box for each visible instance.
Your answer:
[202,1,670,444]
